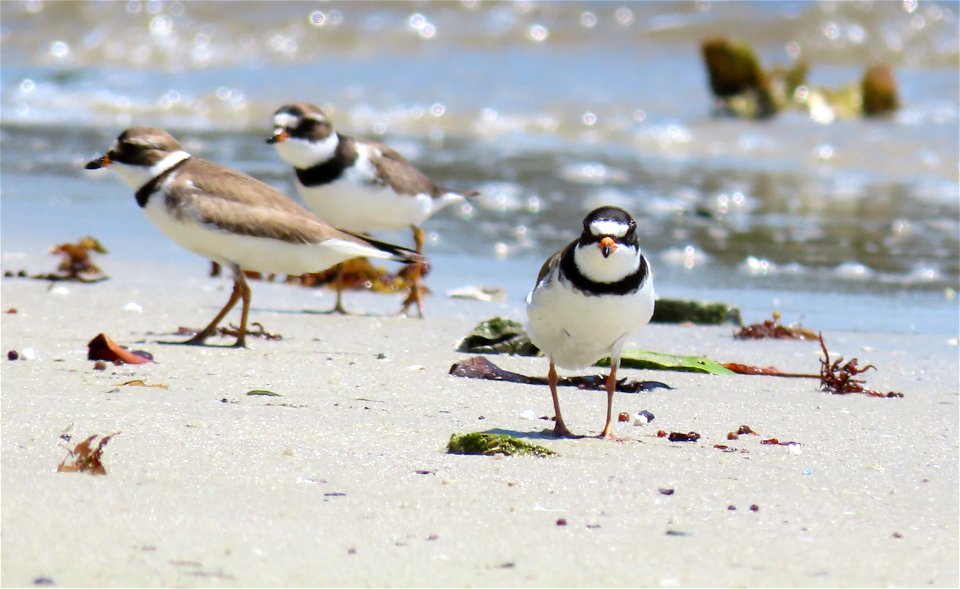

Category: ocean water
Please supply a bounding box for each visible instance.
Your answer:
[1,1,958,335]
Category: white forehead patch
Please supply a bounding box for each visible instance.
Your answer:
[589,219,628,237]
[273,112,301,128]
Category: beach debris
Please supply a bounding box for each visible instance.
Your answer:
[652,298,742,325]
[658,431,701,442]
[727,424,758,440]
[449,356,672,393]
[735,311,817,340]
[761,438,800,447]
[701,36,898,121]
[295,257,416,293]
[665,529,691,537]
[106,380,166,393]
[861,64,900,117]
[111,379,167,391]
[818,334,904,398]
[247,389,281,397]
[447,285,507,303]
[87,333,153,365]
[722,362,818,378]
[633,410,655,426]
[603,350,734,375]
[57,432,119,475]
[713,444,739,453]
[5,307,17,313]
[447,432,556,457]
[7,350,18,360]
[27,236,110,283]
[617,412,630,422]
[701,36,793,119]
[457,317,540,355]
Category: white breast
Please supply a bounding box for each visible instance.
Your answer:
[525,263,655,370]
[297,143,462,233]
[142,182,395,276]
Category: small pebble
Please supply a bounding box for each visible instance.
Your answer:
[49,285,70,296]
[555,518,567,526]
[7,350,19,360]
[93,360,107,370]
[123,302,143,313]
[617,412,630,422]
[749,504,759,512]
[727,504,737,511]
[21,348,36,360]
[519,409,538,420]
[658,488,675,496]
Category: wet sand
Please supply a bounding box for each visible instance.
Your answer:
[1,258,957,587]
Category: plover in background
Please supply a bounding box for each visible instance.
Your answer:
[268,102,476,317]
[85,127,420,347]
[526,206,655,439]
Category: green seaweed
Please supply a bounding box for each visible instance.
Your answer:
[246,389,281,397]
[457,317,540,356]
[652,298,742,325]
[598,350,735,375]
[447,432,556,457]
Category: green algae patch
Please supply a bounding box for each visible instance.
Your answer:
[598,351,735,376]
[246,389,281,397]
[457,317,540,356]
[652,298,742,325]
[447,432,556,457]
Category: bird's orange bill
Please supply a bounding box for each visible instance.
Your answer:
[85,153,111,169]
[599,236,617,258]
[267,128,289,144]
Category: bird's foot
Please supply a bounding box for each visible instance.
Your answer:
[552,423,581,439]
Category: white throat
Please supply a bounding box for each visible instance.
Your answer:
[110,150,190,191]
[274,133,339,170]
[573,243,641,283]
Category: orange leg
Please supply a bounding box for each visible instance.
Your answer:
[399,225,425,318]
[330,263,349,315]
[182,265,250,347]
[599,360,619,439]
[549,358,576,438]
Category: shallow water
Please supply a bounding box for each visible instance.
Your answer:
[1,1,958,333]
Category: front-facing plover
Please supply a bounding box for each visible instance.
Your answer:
[268,102,475,317]
[526,206,655,438]
[86,127,419,347]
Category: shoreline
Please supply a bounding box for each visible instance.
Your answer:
[1,258,957,587]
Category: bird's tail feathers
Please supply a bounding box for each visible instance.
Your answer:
[342,231,422,265]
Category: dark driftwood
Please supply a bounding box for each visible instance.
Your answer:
[449,356,672,393]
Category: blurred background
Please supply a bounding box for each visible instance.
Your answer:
[1,1,958,332]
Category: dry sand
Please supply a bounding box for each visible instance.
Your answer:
[1,258,958,587]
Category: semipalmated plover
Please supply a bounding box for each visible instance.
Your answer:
[525,206,655,439]
[267,102,475,317]
[85,127,419,347]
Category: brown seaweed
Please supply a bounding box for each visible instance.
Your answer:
[57,432,119,475]
[30,236,109,283]
[818,333,904,398]
[735,311,817,340]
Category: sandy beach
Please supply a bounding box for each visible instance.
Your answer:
[1,256,957,588]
